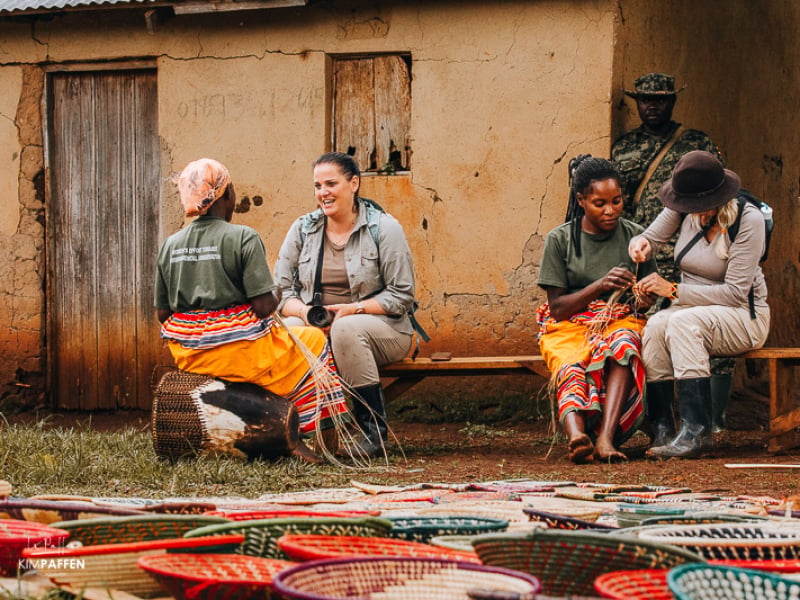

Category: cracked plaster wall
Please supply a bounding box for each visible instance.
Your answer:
[0,0,619,404]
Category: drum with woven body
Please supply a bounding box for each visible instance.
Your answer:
[151,369,299,461]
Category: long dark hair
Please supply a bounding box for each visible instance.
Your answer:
[565,154,621,257]
[313,152,361,200]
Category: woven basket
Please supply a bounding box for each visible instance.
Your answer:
[614,504,686,528]
[0,498,148,524]
[524,508,617,531]
[415,501,540,532]
[593,569,672,600]
[277,533,481,563]
[185,517,393,559]
[52,514,230,546]
[667,564,800,600]
[640,512,765,527]
[204,509,379,521]
[472,528,703,597]
[22,534,243,598]
[429,535,479,552]
[0,519,70,576]
[272,556,542,599]
[710,559,800,573]
[638,523,800,560]
[151,369,215,459]
[386,516,509,543]
[138,552,293,600]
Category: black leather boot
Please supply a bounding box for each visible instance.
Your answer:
[352,383,388,458]
[646,380,676,448]
[648,377,712,458]
[710,372,732,433]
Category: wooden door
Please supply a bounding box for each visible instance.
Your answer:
[48,68,162,410]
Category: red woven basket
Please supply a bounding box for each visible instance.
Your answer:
[138,552,293,600]
[277,533,481,563]
[593,569,673,600]
[0,519,70,576]
[709,559,800,573]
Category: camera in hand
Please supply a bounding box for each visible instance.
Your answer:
[307,305,334,328]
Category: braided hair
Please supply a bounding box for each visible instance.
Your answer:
[565,154,622,257]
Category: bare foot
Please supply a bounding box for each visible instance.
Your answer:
[567,434,595,464]
[594,439,628,462]
[291,440,324,464]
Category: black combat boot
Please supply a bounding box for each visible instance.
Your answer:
[351,383,388,458]
[647,377,712,459]
[646,380,676,448]
[710,372,732,433]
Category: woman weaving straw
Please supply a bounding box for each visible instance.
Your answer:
[536,155,658,463]
[154,158,349,463]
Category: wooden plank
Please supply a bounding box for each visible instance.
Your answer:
[769,405,800,437]
[373,55,410,170]
[333,58,375,170]
[742,348,800,359]
[380,356,547,376]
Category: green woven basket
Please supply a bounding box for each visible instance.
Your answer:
[52,514,231,546]
[184,517,393,559]
[472,528,704,597]
[667,563,800,600]
[386,516,509,544]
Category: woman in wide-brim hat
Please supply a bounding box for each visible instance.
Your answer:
[629,150,770,458]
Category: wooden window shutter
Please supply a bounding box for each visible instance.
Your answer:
[333,55,411,172]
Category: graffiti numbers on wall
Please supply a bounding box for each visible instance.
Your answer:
[177,94,245,120]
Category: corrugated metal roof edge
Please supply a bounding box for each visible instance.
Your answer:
[0,0,311,15]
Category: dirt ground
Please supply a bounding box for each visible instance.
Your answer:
[6,387,799,500]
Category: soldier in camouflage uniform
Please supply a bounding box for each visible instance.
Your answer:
[612,72,733,432]
[612,73,721,283]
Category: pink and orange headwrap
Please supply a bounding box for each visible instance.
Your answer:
[176,158,232,217]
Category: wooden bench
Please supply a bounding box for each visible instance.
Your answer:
[379,348,800,453]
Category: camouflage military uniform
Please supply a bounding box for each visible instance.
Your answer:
[612,122,732,378]
[611,121,721,283]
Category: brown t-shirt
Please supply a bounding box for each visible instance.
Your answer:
[320,236,351,305]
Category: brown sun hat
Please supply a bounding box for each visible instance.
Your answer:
[658,150,741,213]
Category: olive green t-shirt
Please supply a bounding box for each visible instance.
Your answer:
[154,216,275,312]
[537,218,657,300]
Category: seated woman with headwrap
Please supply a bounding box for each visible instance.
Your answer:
[154,158,349,463]
[536,155,658,463]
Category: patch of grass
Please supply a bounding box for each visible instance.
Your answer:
[0,420,365,498]
[458,422,516,439]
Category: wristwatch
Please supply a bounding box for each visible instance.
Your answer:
[355,302,366,314]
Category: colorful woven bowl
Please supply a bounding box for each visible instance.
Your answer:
[51,514,230,546]
[204,509,379,521]
[138,552,293,600]
[638,523,800,560]
[593,568,672,600]
[667,563,800,600]
[524,508,617,531]
[0,498,147,524]
[710,558,800,573]
[428,535,479,553]
[272,556,542,599]
[277,533,481,563]
[185,517,393,559]
[472,528,703,597]
[22,534,243,598]
[385,516,509,543]
[0,519,70,576]
[614,504,686,528]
